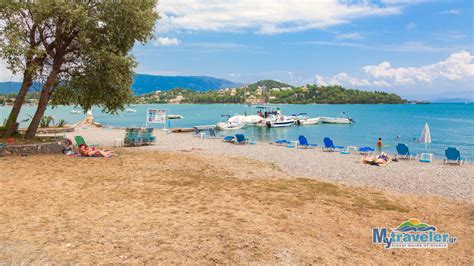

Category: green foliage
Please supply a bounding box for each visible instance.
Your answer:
[246,80,293,92]
[40,116,54,128]
[56,119,67,128]
[139,81,407,104]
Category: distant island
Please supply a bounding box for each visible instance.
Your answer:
[137,80,407,104]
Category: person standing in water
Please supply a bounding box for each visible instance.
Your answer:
[377,137,383,153]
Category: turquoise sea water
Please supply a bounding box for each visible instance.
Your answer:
[1,103,473,160]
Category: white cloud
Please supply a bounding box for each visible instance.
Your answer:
[315,51,474,89]
[335,32,364,40]
[157,0,402,34]
[440,9,461,15]
[153,37,181,46]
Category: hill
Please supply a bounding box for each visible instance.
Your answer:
[0,74,242,95]
[131,74,241,94]
[138,83,407,104]
[246,80,293,91]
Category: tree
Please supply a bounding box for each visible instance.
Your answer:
[0,1,47,136]
[1,1,159,138]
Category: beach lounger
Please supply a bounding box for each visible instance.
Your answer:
[443,147,466,165]
[140,128,156,145]
[358,146,375,155]
[208,128,220,139]
[274,139,290,146]
[234,134,249,144]
[74,135,99,147]
[395,143,417,160]
[298,135,318,149]
[193,127,206,138]
[124,128,143,146]
[222,135,234,142]
[322,137,344,152]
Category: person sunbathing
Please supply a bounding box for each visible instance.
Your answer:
[78,144,114,158]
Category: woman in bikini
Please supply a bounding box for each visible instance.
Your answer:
[79,144,114,158]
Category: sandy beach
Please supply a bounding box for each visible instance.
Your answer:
[67,127,474,201]
[1,126,473,263]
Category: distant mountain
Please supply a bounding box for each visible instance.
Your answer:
[132,74,242,95]
[0,74,242,95]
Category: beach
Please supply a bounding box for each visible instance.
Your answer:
[68,127,473,201]
[1,126,473,263]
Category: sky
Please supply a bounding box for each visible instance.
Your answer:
[1,0,473,100]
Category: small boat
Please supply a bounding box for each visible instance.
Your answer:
[194,124,216,130]
[126,108,137,113]
[70,109,81,114]
[167,114,183,120]
[320,117,353,124]
[216,122,245,130]
[242,115,264,125]
[297,117,321,125]
[265,115,295,128]
[216,115,246,130]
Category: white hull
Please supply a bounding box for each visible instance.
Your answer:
[167,114,183,119]
[320,117,352,124]
[194,125,216,130]
[266,119,295,128]
[126,108,137,113]
[216,122,245,130]
[70,110,81,114]
[297,117,321,125]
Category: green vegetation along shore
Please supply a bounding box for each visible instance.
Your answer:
[137,80,407,104]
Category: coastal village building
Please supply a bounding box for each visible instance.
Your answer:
[168,95,184,104]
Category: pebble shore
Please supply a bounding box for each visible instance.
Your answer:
[66,127,474,202]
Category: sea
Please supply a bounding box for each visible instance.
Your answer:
[1,103,473,161]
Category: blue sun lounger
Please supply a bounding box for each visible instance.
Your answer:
[222,135,234,142]
[358,146,375,155]
[443,147,466,165]
[208,128,221,139]
[322,137,344,152]
[234,134,249,144]
[395,143,417,160]
[298,135,318,149]
[274,139,291,146]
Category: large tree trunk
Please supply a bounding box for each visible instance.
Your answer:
[3,72,33,137]
[24,68,59,139]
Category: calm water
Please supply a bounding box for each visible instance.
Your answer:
[1,103,473,160]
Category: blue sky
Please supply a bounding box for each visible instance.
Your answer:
[132,0,474,100]
[0,0,472,100]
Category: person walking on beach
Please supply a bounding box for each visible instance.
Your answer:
[377,137,383,153]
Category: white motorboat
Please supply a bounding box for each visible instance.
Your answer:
[217,115,246,130]
[242,115,264,125]
[126,108,137,113]
[216,122,245,130]
[320,117,353,124]
[297,117,321,125]
[265,115,295,128]
[70,109,81,114]
[167,114,183,120]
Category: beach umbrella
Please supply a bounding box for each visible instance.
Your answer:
[418,123,431,151]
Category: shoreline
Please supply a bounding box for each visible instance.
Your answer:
[65,127,474,202]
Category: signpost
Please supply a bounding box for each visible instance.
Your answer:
[146,109,167,128]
